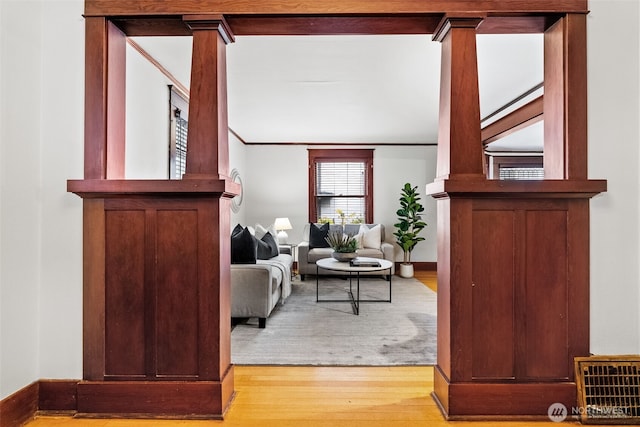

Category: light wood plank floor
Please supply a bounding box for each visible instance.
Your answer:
[414,269,437,292]
[27,365,594,427]
[25,272,603,426]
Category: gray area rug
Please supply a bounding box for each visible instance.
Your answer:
[231,275,437,366]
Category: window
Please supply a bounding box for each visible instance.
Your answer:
[169,85,189,179]
[486,153,544,180]
[308,149,374,224]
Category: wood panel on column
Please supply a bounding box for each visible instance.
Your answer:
[68,12,237,419]
[427,13,606,419]
[68,182,238,419]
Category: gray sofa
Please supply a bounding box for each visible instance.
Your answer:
[231,254,292,328]
[230,224,293,328]
[297,223,395,280]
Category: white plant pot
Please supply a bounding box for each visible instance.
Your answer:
[399,263,414,278]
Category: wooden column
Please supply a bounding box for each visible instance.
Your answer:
[84,17,125,179]
[544,14,588,179]
[433,17,485,181]
[183,15,234,180]
[427,14,606,419]
[68,13,237,419]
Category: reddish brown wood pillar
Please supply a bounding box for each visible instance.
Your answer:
[183,15,234,180]
[433,16,485,181]
[544,14,588,179]
[84,17,126,179]
[67,14,237,419]
[427,15,606,419]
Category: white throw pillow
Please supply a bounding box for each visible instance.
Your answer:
[360,224,381,250]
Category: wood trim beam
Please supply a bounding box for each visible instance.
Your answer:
[426,179,607,199]
[477,15,560,34]
[112,15,558,37]
[482,96,544,145]
[85,1,589,17]
[225,15,442,35]
[67,179,240,198]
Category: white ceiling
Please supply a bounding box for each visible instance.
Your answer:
[131,33,544,149]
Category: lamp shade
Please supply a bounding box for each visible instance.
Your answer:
[274,217,292,244]
[274,217,293,231]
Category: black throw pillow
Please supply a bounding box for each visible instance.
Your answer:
[231,226,257,264]
[260,232,279,259]
[231,223,244,237]
[309,222,330,248]
[255,235,272,260]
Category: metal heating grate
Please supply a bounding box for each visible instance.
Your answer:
[575,356,640,424]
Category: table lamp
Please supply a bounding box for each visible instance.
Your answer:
[274,217,292,244]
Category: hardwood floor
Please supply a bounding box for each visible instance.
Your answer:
[26,365,591,426]
[24,272,596,426]
[414,269,437,292]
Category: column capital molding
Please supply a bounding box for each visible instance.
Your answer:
[432,15,483,42]
[183,14,235,44]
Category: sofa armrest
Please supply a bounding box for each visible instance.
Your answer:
[230,264,275,318]
[381,242,396,274]
[297,240,310,264]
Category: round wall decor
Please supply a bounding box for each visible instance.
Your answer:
[230,168,243,213]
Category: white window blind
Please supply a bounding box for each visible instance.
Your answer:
[499,166,544,180]
[169,85,189,179]
[173,112,188,179]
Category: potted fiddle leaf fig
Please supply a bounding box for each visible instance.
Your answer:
[393,183,427,278]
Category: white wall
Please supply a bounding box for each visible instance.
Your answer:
[374,146,437,262]
[1,0,639,402]
[125,43,172,179]
[0,0,84,399]
[241,145,437,263]
[229,131,247,227]
[0,0,42,400]
[241,144,309,241]
[588,0,640,354]
[37,0,84,381]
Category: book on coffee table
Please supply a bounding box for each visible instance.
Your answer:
[350,259,381,267]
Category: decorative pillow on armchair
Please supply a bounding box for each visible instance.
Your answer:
[309,222,330,248]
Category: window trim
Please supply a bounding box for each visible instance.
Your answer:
[308,149,374,224]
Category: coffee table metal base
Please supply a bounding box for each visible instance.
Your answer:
[315,264,392,315]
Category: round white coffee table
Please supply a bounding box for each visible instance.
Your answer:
[315,257,393,315]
